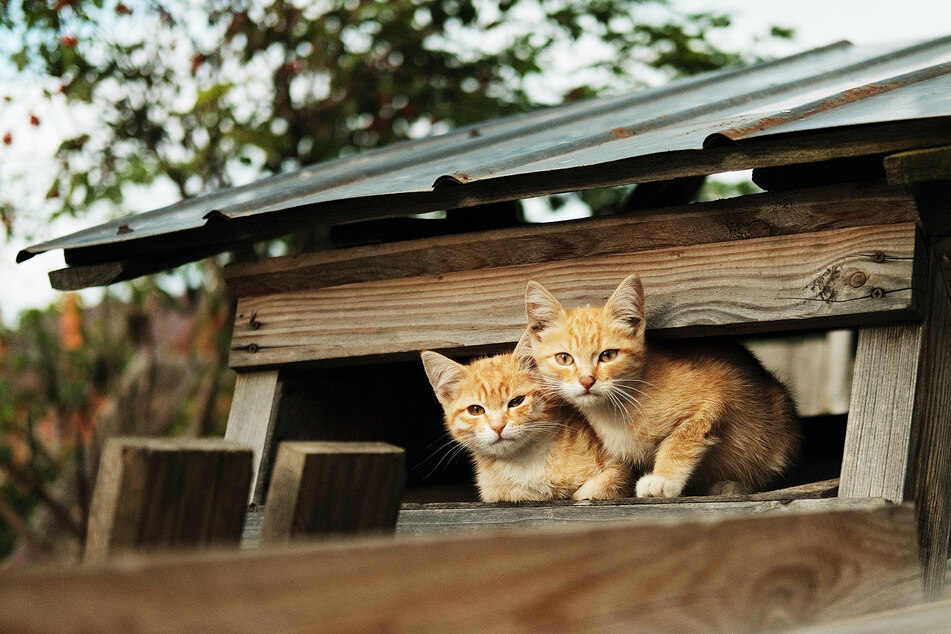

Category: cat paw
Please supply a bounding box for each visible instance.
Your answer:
[635,474,683,498]
[707,480,750,496]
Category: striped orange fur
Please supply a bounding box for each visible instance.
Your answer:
[525,274,801,498]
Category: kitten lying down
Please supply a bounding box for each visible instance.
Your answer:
[421,341,632,503]
[525,273,802,498]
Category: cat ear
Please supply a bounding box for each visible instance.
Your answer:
[525,281,563,339]
[421,351,465,403]
[512,328,538,370]
[605,274,645,333]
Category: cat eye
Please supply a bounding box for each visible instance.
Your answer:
[599,349,619,362]
[466,404,485,416]
[507,395,526,408]
[554,353,574,366]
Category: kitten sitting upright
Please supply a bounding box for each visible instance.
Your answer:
[421,341,631,502]
[524,274,801,498]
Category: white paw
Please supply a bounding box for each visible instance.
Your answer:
[636,474,683,498]
[707,480,749,496]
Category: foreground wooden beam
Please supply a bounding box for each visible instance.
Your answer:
[85,438,253,562]
[2,503,921,633]
[230,222,922,368]
[259,441,405,543]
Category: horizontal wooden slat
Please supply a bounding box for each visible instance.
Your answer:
[0,503,922,632]
[396,497,878,536]
[224,182,918,296]
[230,222,922,368]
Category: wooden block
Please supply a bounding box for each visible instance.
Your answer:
[224,370,282,505]
[85,437,253,562]
[230,223,922,368]
[1,504,922,632]
[885,145,951,184]
[224,182,918,296]
[259,441,405,543]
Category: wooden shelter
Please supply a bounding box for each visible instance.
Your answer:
[12,37,951,626]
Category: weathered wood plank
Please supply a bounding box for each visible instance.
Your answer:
[790,597,951,633]
[840,325,923,503]
[241,478,841,544]
[85,438,252,562]
[224,182,918,296]
[224,370,282,504]
[908,259,951,600]
[397,496,873,537]
[841,251,951,599]
[259,441,405,543]
[230,223,921,368]
[885,145,951,185]
[1,504,921,633]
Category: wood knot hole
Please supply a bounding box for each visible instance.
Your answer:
[848,272,868,288]
[747,220,771,238]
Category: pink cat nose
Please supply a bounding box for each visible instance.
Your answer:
[579,375,596,391]
[490,422,507,436]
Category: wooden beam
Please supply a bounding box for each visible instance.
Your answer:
[792,598,951,633]
[224,182,918,297]
[0,504,922,632]
[85,438,252,562]
[224,371,282,505]
[230,222,923,368]
[259,441,405,543]
[885,145,951,185]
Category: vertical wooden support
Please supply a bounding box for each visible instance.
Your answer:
[259,441,405,544]
[224,370,282,505]
[85,438,252,562]
[842,251,951,599]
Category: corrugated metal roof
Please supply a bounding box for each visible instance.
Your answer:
[18,36,951,272]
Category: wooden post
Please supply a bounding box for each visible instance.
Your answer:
[224,370,282,505]
[259,441,405,543]
[841,251,951,599]
[85,437,252,562]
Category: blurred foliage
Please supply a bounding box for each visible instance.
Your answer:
[0,1,790,561]
[0,0,789,227]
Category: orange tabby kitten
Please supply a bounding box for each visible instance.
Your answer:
[421,344,631,502]
[525,274,801,498]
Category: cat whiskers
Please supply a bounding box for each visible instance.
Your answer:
[419,433,471,481]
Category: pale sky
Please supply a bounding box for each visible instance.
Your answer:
[2,1,950,326]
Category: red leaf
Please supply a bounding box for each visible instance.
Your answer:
[60,35,79,49]
[2,132,11,145]
[29,113,40,126]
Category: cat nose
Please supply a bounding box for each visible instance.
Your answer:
[579,375,596,391]
[489,421,507,436]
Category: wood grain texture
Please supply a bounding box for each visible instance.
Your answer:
[259,441,405,542]
[841,252,951,599]
[230,223,921,368]
[908,258,951,600]
[790,597,951,633]
[396,496,870,537]
[224,371,282,504]
[885,145,951,185]
[241,479,841,544]
[839,324,924,503]
[1,503,922,633]
[224,182,918,297]
[85,437,252,562]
